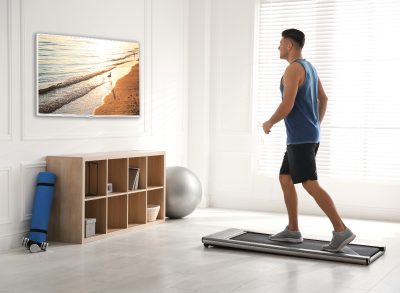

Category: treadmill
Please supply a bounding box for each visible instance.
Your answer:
[202,228,385,265]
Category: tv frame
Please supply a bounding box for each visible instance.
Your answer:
[36,33,141,118]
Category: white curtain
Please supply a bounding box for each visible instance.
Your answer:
[254,0,400,182]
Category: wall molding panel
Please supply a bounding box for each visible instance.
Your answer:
[0,0,12,140]
[0,166,12,225]
[20,0,150,141]
[20,162,46,221]
[144,0,152,136]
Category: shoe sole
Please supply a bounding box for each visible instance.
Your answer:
[269,237,303,243]
[323,234,356,252]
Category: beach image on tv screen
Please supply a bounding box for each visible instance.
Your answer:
[37,34,140,116]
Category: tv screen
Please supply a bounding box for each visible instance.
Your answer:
[36,34,140,117]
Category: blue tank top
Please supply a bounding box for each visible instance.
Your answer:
[280,59,320,145]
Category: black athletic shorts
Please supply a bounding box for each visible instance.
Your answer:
[279,143,320,184]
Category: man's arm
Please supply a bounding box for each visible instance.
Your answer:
[263,63,301,134]
[317,77,328,123]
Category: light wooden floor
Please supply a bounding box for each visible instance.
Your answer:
[0,208,399,293]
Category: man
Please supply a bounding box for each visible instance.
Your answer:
[262,29,355,252]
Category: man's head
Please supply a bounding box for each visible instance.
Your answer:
[279,29,305,59]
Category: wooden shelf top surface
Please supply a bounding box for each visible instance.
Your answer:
[47,150,165,161]
[147,186,164,191]
[85,195,106,201]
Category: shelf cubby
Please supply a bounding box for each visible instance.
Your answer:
[147,155,164,188]
[108,158,128,194]
[85,198,107,236]
[128,192,147,227]
[85,160,107,197]
[128,156,147,190]
[147,188,165,221]
[107,195,128,232]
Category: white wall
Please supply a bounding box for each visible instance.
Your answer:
[0,0,189,250]
[205,0,400,222]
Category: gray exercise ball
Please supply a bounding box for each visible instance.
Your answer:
[166,166,202,219]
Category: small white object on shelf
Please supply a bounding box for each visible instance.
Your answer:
[107,183,113,193]
[85,218,96,238]
[147,204,160,222]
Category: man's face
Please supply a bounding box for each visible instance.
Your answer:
[278,37,290,59]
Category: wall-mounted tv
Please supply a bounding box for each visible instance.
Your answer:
[37,34,140,117]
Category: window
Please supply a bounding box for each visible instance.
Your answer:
[254,0,400,182]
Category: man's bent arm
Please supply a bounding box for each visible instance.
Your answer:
[268,100,294,125]
[268,65,300,125]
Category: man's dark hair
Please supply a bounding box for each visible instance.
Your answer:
[282,29,305,49]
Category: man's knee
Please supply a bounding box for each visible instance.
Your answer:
[279,175,293,188]
[302,180,318,194]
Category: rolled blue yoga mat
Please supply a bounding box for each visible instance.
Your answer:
[24,172,56,251]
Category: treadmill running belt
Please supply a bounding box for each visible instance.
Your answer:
[231,232,380,257]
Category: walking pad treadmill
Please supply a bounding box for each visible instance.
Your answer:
[202,228,385,265]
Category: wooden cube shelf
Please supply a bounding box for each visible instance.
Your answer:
[47,150,166,244]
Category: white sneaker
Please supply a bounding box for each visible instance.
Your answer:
[322,228,356,252]
[269,226,303,243]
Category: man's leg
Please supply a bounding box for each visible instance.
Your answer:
[269,174,303,243]
[302,180,346,232]
[270,151,303,243]
[279,174,299,231]
[302,179,356,251]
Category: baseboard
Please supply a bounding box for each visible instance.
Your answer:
[0,231,29,252]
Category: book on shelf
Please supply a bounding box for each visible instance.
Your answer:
[129,167,140,190]
[134,169,139,190]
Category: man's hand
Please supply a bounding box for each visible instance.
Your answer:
[262,120,273,134]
